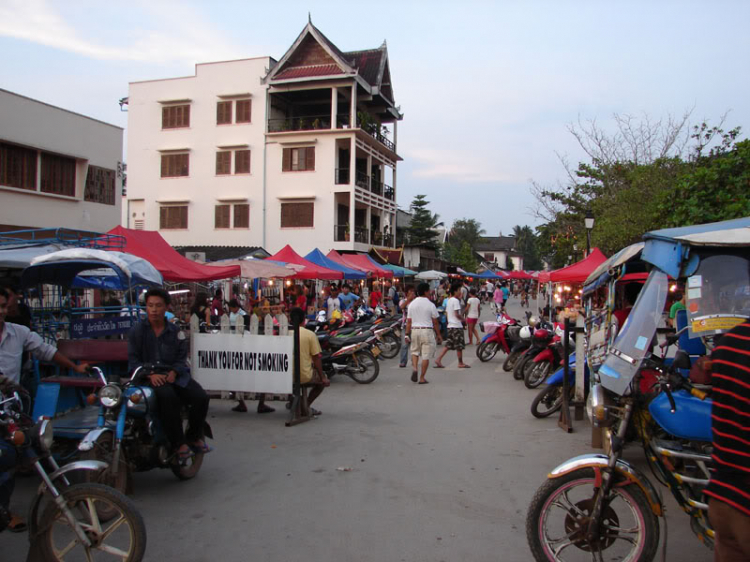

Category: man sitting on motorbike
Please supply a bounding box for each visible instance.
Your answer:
[128,288,211,462]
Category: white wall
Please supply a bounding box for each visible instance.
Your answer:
[0,89,123,233]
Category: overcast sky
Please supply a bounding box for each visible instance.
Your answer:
[2,0,748,238]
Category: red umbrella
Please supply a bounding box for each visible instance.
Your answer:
[267,245,343,280]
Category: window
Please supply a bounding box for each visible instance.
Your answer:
[215,204,230,228]
[236,99,251,123]
[234,204,250,228]
[162,104,190,129]
[235,150,251,174]
[484,253,495,262]
[40,152,76,196]
[216,151,231,175]
[160,206,188,229]
[84,165,116,205]
[216,101,232,125]
[282,147,315,172]
[0,142,37,190]
[281,202,314,228]
[161,153,189,177]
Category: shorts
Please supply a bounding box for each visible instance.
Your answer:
[445,327,465,350]
[410,329,436,359]
[467,318,478,328]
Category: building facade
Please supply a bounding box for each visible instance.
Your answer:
[475,235,524,271]
[0,89,123,234]
[124,21,402,256]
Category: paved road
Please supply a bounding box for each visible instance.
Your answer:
[7,298,711,561]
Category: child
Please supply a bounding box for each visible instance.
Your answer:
[466,288,481,345]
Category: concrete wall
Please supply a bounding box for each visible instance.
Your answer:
[0,89,123,233]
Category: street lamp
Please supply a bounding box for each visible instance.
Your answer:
[584,210,595,257]
[573,243,578,263]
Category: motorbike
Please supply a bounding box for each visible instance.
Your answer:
[524,324,575,389]
[320,339,381,384]
[525,216,750,561]
[513,323,559,382]
[78,366,212,498]
[507,323,534,375]
[0,390,147,561]
[476,312,521,363]
[530,352,590,418]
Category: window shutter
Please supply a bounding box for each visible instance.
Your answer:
[217,101,232,125]
[162,107,170,129]
[215,204,230,228]
[235,150,250,174]
[183,105,190,127]
[305,147,315,171]
[216,152,230,175]
[282,148,291,172]
[160,155,168,177]
[160,207,167,228]
[233,204,249,228]
[236,99,251,123]
[180,206,188,228]
[181,154,189,176]
[281,202,313,228]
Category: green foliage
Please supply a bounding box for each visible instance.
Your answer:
[512,225,544,270]
[444,218,485,265]
[454,241,479,273]
[406,195,442,250]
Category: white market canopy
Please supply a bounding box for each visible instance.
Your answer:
[415,270,447,280]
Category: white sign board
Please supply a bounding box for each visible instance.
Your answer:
[191,333,293,394]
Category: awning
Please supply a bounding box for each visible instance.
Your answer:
[547,248,608,284]
[203,258,294,279]
[326,250,371,276]
[506,270,533,280]
[267,245,343,280]
[107,226,240,282]
[304,249,366,280]
[415,270,447,281]
[383,264,418,277]
[340,253,394,278]
[477,270,502,279]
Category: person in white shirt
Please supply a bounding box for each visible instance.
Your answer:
[405,283,442,384]
[466,288,481,345]
[326,285,342,318]
[435,283,470,369]
[484,281,495,303]
[228,299,247,326]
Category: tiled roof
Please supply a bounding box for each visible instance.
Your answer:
[312,24,353,67]
[475,236,517,252]
[174,246,269,262]
[345,49,384,87]
[274,64,345,80]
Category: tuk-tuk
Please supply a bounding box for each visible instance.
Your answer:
[527,216,750,561]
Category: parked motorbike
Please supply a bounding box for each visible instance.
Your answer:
[513,323,558,382]
[78,366,212,498]
[0,390,147,561]
[476,312,521,362]
[530,352,590,418]
[507,324,534,375]
[320,340,381,384]
[524,325,574,389]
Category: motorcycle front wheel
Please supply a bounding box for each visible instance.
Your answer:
[526,468,659,562]
[503,350,521,372]
[476,341,499,362]
[171,419,204,480]
[530,385,564,418]
[81,431,131,520]
[525,361,553,389]
[347,350,380,384]
[513,353,531,380]
[377,333,401,359]
[38,482,147,562]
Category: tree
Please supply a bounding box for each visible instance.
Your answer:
[453,241,478,273]
[444,218,485,264]
[406,195,443,250]
[512,225,544,270]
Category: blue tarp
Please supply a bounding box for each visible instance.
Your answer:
[304,249,367,280]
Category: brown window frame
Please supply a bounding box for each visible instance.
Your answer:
[216,151,231,175]
[0,141,37,191]
[161,104,190,129]
[282,147,315,172]
[216,101,232,125]
[280,201,314,228]
[235,99,251,123]
[233,203,250,229]
[159,205,188,229]
[84,165,116,205]
[215,204,230,229]
[160,153,189,178]
[234,150,251,174]
[40,152,76,197]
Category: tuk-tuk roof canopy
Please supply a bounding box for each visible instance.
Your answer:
[583,243,644,295]
[644,216,750,247]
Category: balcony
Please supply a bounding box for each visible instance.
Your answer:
[334,224,350,242]
[354,227,369,244]
[358,121,396,153]
[335,168,350,185]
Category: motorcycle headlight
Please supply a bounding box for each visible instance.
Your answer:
[98,384,122,408]
[36,419,54,453]
[587,383,612,427]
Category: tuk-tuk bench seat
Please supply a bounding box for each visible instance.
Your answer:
[56,339,129,363]
[40,376,104,388]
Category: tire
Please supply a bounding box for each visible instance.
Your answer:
[514,353,531,380]
[525,360,553,389]
[80,432,131,520]
[477,341,499,362]
[170,418,204,481]
[526,467,659,562]
[377,333,401,359]
[38,482,147,562]
[530,385,564,418]
[347,350,380,384]
[503,350,521,372]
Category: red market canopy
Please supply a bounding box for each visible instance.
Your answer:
[268,245,343,280]
[546,248,608,284]
[106,226,240,282]
[506,270,533,280]
[336,252,393,278]
[326,250,371,276]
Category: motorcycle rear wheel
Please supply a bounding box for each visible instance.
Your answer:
[477,341,499,362]
[502,350,521,372]
[377,333,401,359]
[513,353,531,380]
[526,467,659,562]
[347,350,380,384]
[171,419,204,480]
[530,385,564,418]
[525,361,553,389]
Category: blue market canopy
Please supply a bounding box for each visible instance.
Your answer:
[304,249,367,280]
[383,264,418,277]
[22,248,163,289]
[477,270,502,279]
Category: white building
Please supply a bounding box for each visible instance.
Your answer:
[124,21,402,256]
[0,89,123,234]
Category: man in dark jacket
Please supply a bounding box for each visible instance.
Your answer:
[128,288,210,461]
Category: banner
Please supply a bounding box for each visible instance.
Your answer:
[71,317,133,339]
[191,333,294,394]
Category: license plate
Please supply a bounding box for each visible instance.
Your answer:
[371,347,381,357]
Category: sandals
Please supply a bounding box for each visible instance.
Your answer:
[8,514,27,533]
[190,441,214,454]
[257,404,276,414]
[177,448,194,463]
[458,364,471,369]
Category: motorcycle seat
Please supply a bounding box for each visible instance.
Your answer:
[329,334,371,347]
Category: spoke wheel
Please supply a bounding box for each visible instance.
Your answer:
[526,468,658,562]
[170,418,204,481]
[525,361,553,389]
[530,385,564,418]
[39,483,147,562]
[81,433,130,521]
[377,333,401,359]
[477,341,499,362]
[347,350,380,384]
[503,350,521,372]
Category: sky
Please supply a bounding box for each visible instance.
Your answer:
[1,0,749,239]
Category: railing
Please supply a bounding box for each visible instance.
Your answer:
[384,184,394,201]
[355,171,370,190]
[370,178,383,196]
[371,231,383,245]
[335,168,350,185]
[334,225,350,242]
[358,121,396,152]
[268,115,332,133]
[354,227,369,244]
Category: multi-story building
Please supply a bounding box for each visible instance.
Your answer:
[124,21,402,256]
[0,88,123,233]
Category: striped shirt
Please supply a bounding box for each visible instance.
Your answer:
[704,321,750,516]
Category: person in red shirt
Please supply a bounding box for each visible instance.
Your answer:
[295,286,307,311]
[369,283,382,309]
